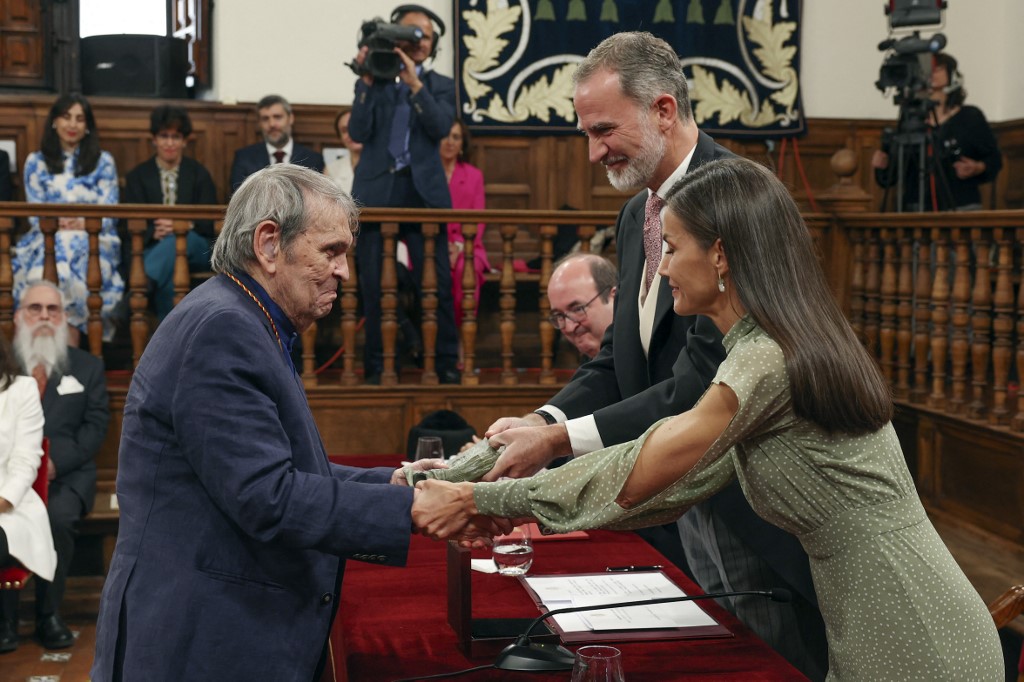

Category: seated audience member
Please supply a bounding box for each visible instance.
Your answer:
[325,110,362,193]
[440,119,490,326]
[415,158,1004,680]
[12,94,123,344]
[0,149,11,201]
[230,94,325,194]
[547,253,616,361]
[12,281,109,650]
[872,53,1001,211]
[123,105,219,320]
[0,333,55,654]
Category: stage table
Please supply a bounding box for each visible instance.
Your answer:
[336,525,806,680]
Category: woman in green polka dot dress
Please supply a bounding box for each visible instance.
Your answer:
[416,157,1002,680]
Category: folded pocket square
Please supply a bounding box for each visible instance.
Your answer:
[56,375,85,395]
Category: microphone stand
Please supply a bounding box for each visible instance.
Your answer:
[494,588,792,672]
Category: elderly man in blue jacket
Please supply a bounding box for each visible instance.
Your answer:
[91,166,492,681]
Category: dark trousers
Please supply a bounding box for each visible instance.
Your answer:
[356,172,459,376]
[35,481,84,618]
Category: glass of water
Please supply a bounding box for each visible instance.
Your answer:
[571,645,624,682]
[492,524,534,576]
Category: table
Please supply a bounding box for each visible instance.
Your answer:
[336,527,806,680]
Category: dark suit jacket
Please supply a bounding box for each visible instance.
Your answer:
[0,150,11,201]
[229,142,325,194]
[92,276,414,682]
[349,70,454,209]
[123,156,219,247]
[42,346,109,514]
[549,131,818,605]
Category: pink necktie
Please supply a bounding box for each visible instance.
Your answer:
[643,192,666,297]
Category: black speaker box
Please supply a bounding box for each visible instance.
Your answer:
[81,34,189,99]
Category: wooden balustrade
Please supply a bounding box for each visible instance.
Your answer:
[2,202,1024,437]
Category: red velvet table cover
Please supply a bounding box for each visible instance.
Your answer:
[332,454,806,682]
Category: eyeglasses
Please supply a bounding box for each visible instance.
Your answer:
[547,286,610,329]
[22,302,64,318]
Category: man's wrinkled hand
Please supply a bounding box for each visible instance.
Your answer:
[411,480,476,540]
[391,457,448,485]
[482,424,570,482]
[484,412,546,438]
[452,515,514,549]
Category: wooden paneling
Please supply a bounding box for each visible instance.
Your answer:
[0,0,45,87]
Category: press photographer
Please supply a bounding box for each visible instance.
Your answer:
[870,3,1001,211]
[347,3,462,385]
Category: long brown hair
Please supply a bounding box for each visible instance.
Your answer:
[0,334,20,391]
[666,158,893,434]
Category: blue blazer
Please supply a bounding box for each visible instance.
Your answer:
[349,70,454,209]
[230,142,325,194]
[92,276,414,682]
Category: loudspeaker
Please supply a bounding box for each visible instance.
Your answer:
[81,34,189,99]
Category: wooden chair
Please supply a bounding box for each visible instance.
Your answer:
[0,439,49,589]
[989,584,1024,682]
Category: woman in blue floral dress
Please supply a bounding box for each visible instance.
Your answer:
[13,94,124,342]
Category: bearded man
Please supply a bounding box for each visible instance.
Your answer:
[12,280,109,649]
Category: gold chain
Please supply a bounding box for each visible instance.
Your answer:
[224,273,283,352]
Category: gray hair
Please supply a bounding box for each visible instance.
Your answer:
[573,32,692,122]
[552,253,617,303]
[257,94,292,115]
[18,279,67,312]
[211,165,359,275]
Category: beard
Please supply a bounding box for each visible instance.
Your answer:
[265,130,291,148]
[605,114,666,193]
[14,320,69,377]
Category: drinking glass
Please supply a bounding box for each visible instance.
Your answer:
[414,436,445,461]
[491,524,534,576]
[571,645,625,682]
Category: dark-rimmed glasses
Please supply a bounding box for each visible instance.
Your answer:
[547,286,611,329]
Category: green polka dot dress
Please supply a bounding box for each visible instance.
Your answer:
[440,317,1003,680]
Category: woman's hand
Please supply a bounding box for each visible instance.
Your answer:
[411,480,477,540]
[953,156,985,180]
[871,150,889,170]
[58,217,85,231]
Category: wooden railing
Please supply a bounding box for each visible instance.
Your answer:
[2,202,1023,436]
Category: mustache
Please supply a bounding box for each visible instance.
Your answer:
[603,155,627,167]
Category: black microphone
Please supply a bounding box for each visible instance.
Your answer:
[494,587,792,672]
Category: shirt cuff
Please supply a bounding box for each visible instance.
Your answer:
[564,415,604,457]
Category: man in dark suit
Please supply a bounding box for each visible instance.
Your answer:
[0,149,12,201]
[483,33,827,680]
[229,94,325,194]
[123,105,219,319]
[348,4,460,384]
[91,166,497,681]
[12,281,109,650]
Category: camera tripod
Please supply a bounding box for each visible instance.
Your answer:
[879,101,956,212]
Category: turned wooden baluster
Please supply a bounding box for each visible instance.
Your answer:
[863,230,882,359]
[172,220,191,307]
[988,228,1014,425]
[538,225,558,385]
[848,229,866,342]
[460,222,479,386]
[40,217,58,284]
[421,222,441,385]
[0,218,13,340]
[878,228,898,384]
[928,228,952,409]
[85,218,103,357]
[910,228,931,403]
[948,228,971,414]
[301,323,317,388]
[341,248,358,386]
[894,228,914,399]
[380,222,399,386]
[576,224,596,253]
[1012,226,1024,432]
[499,224,519,385]
[127,219,150,368]
[967,228,992,420]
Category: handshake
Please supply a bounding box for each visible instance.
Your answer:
[388,440,520,548]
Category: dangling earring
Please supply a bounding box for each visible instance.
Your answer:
[717,270,726,293]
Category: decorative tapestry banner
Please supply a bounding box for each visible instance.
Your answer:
[453,0,804,138]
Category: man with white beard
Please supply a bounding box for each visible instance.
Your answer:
[12,280,109,650]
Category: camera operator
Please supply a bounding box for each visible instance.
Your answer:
[872,53,1002,211]
[348,4,461,385]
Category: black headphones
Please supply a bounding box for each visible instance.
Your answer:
[390,4,446,60]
